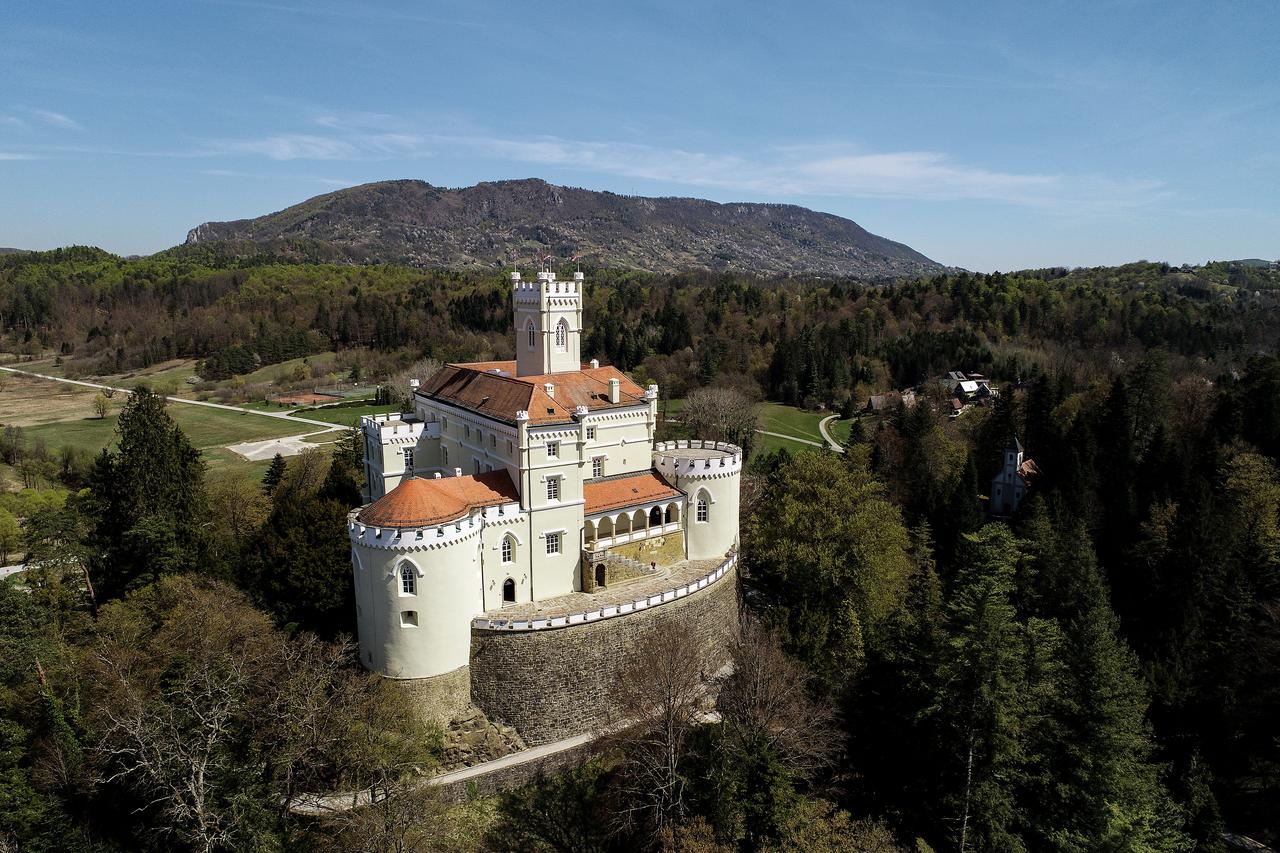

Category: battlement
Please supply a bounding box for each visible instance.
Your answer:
[361,412,438,445]
[511,270,583,299]
[653,439,743,478]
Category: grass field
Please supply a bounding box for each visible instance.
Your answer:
[663,397,851,459]
[23,404,316,456]
[288,401,400,428]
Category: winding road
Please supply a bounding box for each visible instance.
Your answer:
[817,415,846,453]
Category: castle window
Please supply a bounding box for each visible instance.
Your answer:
[592,456,604,478]
[474,459,481,475]
[465,424,471,439]
[490,433,496,448]
[546,532,562,555]
[476,429,483,444]
[502,536,513,563]
[546,476,561,501]
[503,578,516,603]
[696,495,709,523]
[442,446,448,465]
[507,439,513,455]
[402,448,414,471]
[441,417,447,429]
[400,610,418,628]
[586,425,596,440]
[546,440,559,458]
[526,319,536,349]
[400,564,416,595]
[555,319,568,351]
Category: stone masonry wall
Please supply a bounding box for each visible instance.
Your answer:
[391,664,472,727]
[469,565,739,745]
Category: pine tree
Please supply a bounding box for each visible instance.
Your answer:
[262,453,287,497]
[85,387,210,599]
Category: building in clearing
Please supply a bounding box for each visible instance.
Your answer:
[348,267,741,742]
[990,435,1038,515]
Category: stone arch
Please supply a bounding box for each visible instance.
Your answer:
[649,506,663,527]
[597,516,614,539]
[632,509,648,531]
[594,563,606,588]
[615,513,631,535]
[664,502,680,524]
[503,577,516,603]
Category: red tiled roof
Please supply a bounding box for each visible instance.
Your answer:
[358,471,519,527]
[584,470,682,516]
[418,361,647,424]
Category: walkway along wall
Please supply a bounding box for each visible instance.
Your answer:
[469,557,740,744]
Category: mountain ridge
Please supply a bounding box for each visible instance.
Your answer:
[183,178,946,278]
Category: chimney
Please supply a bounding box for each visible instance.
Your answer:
[544,382,555,399]
[453,467,462,478]
[589,358,599,369]
[608,377,621,404]
[433,472,441,479]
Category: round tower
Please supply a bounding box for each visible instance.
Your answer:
[348,479,486,680]
[653,440,743,560]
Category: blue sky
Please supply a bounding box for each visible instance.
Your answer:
[0,0,1276,271]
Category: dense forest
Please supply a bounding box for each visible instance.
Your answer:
[1,248,1278,851]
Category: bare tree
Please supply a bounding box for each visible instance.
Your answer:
[384,358,442,411]
[681,387,758,454]
[718,616,842,778]
[609,627,712,845]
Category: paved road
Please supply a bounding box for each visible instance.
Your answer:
[817,415,847,453]
[0,564,26,580]
[755,429,826,449]
[0,365,345,431]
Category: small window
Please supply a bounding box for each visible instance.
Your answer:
[476,429,483,445]
[696,497,709,523]
[474,459,481,476]
[507,440,513,454]
[555,319,567,350]
[592,456,604,478]
[546,532,562,555]
[586,426,596,440]
[465,425,471,439]
[526,319,536,349]
[547,477,561,501]
[402,447,414,470]
[490,434,496,448]
[400,564,416,595]
[442,446,448,465]
[400,610,418,628]
[501,536,513,563]
[441,417,448,429]
[547,440,559,458]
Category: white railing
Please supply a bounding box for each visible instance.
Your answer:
[586,521,681,551]
[472,551,736,632]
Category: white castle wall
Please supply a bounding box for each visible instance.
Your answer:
[654,440,742,560]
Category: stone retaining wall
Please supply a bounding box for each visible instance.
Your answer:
[469,563,739,744]
[391,664,472,726]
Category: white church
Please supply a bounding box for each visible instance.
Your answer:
[348,268,742,686]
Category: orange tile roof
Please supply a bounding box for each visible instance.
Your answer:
[584,470,683,516]
[418,361,647,425]
[358,471,520,528]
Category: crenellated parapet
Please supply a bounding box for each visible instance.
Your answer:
[652,440,743,481]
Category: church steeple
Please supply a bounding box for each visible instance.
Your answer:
[512,268,583,376]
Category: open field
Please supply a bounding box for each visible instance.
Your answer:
[0,371,99,426]
[756,402,830,444]
[288,401,400,427]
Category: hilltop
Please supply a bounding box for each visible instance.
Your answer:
[182,178,945,279]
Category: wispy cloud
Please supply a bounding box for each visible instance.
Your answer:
[200,116,1166,213]
[16,107,83,131]
[0,115,28,129]
[0,152,38,160]
[199,167,355,187]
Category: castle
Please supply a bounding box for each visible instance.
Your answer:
[348,268,741,742]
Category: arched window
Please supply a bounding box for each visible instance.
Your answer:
[696,493,709,523]
[503,578,516,603]
[649,506,662,526]
[526,319,536,349]
[555,318,567,350]
[399,563,416,595]
[501,535,514,563]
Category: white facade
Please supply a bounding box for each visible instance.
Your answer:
[991,436,1033,515]
[350,269,742,681]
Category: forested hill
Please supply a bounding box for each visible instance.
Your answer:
[179,178,945,279]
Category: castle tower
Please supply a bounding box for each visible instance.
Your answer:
[513,269,583,376]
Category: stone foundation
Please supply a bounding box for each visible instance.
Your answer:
[390,664,473,728]
[470,563,739,744]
